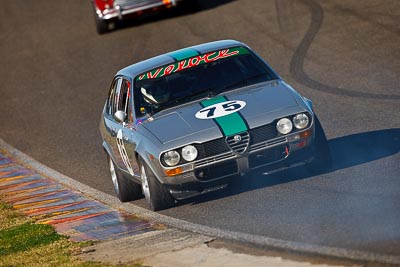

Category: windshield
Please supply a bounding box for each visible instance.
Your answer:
[134,47,278,117]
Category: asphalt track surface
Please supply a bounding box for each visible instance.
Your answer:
[1,0,399,259]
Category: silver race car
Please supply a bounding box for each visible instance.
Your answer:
[99,40,331,210]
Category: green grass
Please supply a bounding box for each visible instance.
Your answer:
[0,202,31,231]
[0,201,147,267]
[0,222,62,255]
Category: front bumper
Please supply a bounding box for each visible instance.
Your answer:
[166,145,314,200]
[160,125,315,200]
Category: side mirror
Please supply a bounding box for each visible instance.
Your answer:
[114,110,127,123]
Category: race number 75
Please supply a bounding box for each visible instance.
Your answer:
[195,100,246,119]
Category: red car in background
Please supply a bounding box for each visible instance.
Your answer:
[92,0,190,34]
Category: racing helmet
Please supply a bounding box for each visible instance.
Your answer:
[141,84,170,105]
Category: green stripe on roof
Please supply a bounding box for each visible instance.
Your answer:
[201,96,248,136]
[168,48,199,61]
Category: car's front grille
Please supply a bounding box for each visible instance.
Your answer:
[194,151,235,168]
[191,123,287,168]
[194,138,231,159]
[249,123,278,144]
[226,132,250,154]
[193,139,234,168]
[250,136,287,151]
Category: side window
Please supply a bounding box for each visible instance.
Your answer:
[106,78,120,116]
[116,78,133,123]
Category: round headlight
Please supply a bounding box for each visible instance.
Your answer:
[277,118,293,135]
[293,113,309,129]
[163,150,180,166]
[181,145,198,162]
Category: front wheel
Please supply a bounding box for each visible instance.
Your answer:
[139,159,175,211]
[108,156,142,202]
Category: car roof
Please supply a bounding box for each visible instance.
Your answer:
[116,39,249,79]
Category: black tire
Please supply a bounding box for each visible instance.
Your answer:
[108,156,142,202]
[306,115,332,174]
[139,158,175,211]
[181,0,201,13]
[95,16,108,34]
[94,14,117,34]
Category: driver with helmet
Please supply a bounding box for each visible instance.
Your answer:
[140,83,171,112]
[140,84,171,106]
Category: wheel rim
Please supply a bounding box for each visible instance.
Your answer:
[109,158,120,195]
[140,164,151,202]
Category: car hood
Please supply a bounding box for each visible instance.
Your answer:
[141,81,300,144]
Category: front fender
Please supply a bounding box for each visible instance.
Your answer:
[134,130,165,184]
[303,97,313,111]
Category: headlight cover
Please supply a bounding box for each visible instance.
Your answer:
[181,145,198,162]
[163,150,180,166]
[277,118,293,135]
[293,113,309,129]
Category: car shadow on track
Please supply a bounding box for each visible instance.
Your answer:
[113,0,237,33]
[181,128,400,206]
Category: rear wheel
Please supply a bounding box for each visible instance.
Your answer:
[307,115,332,174]
[139,159,175,211]
[108,156,142,202]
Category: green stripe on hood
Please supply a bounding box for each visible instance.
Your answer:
[201,96,248,136]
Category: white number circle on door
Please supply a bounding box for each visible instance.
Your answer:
[195,100,246,119]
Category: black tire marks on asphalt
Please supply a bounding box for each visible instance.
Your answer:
[289,0,400,100]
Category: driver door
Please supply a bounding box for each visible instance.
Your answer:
[113,77,140,178]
